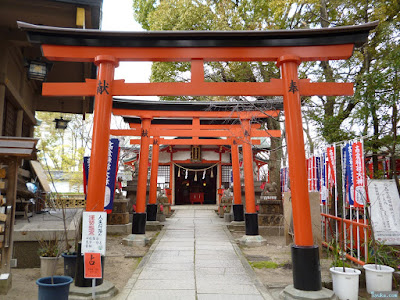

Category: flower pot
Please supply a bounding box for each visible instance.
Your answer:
[330,267,361,300]
[363,264,394,293]
[40,256,60,278]
[61,252,77,278]
[36,276,73,300]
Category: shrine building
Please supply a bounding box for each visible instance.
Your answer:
[113,98,282,206]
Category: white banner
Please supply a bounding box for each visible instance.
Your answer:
[81,212,107,255]
[368,179,400,245]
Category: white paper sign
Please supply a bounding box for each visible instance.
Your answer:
[81,212,107,255]
[368,179,400,245]
[157,176,166,184]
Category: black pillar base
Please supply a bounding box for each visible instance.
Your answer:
[233,204,244,222]
[146,204,157,221]
[292,245,322,291]
[245,213,259,235]
[74,242,104,287]
[132,212,146,234]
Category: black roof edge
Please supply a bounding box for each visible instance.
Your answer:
[113,98,283,112]
[122,117,261,125]
[17,21,378,48]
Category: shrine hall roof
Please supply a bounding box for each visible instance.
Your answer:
[18,21,378,48]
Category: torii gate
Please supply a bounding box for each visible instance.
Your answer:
[110,104,280,227]
[19,21,377,292]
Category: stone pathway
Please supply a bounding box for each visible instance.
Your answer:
[116,206,272,299]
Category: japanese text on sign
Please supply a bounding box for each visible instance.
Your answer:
[84,252,102,279]
[82,212,107,255]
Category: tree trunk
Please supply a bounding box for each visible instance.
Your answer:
[266,117,282,200]
[371,104,380,177]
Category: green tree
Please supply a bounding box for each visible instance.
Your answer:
[133,0,400,181]
[133,0,293,192]
[34,112,93,191]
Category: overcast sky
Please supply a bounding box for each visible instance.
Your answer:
[101,0,154,97]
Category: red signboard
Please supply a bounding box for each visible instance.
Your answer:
[84,252,102,279]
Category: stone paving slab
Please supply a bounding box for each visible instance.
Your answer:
[134,278,195,290]
[118,206,271,300]
[145,263,195,271]
[195,266,248,275]
[127,289,196,300]
[151,250,193,257]
[195,253,239,260]
[195,249,237,256]
[139,270,194,280]
[196,282,261,294]
[197,294,264,300]
[147,255,194,264]
[196,274,254,284]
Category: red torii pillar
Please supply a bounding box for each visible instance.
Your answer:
[86,55,118,212]
[278,55,320,291]
[240,118,259,235]
[133,118,151,234]
[231,139,244,222]
[147,136,160,222]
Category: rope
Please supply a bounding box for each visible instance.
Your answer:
[173,162,219,172]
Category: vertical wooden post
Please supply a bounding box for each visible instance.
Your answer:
[0,86,5,136]
[0,157,18,294]
[132,118,151,233]
[0,46,7,135]
[147,136,160,221]
[241,119,258,235]
[278,55,321,291]
[86,55,118,212]
[0,158,17,273]
[15,110,23,137]
[231,139,244,222]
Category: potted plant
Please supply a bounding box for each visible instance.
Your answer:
[38,234,61,278]
[61,210,82,278]
[328,215,361,300]
[363,239,398,293]
[36,193,74,300]
[36,234,74,298]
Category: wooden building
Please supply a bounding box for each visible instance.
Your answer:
[0,1,102,294]
[0,0,103,136]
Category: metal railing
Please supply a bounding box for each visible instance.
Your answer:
[321,208,371,266]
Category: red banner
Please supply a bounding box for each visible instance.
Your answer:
[327,146,336,186]
[352,141,365,207]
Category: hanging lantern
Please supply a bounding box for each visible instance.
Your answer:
[194,171,197,181]
[202,170,206,179]
[210,168,214,178]
[177,167,181,177]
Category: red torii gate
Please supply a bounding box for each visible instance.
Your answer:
[110,107,279,224]
[19,21,377,292]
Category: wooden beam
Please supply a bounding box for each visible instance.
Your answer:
[110,128,280,138]
[128,123,262,130]
[42,78,353,97]
[112,109,279,119]
[129,138,262,145]
[41,44,355,62]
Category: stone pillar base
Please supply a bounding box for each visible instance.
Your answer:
[122,234,150,247]
[280,285,335,300]
[0,273,11,295]
[237,235,267,247]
